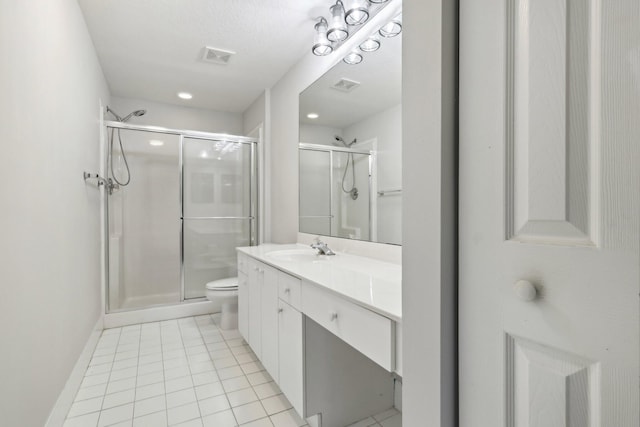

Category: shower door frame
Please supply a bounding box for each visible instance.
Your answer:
[298,142,374,240]
[104,121,258,314]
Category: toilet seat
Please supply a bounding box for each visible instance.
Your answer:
[206,277,238,291]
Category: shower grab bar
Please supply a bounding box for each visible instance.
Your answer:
[377,188,402,196]
[83,172,109,187]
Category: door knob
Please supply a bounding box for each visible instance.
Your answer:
[514,280,537,301]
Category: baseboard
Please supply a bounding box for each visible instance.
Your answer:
[103,300,216,329]
[45,315,104,427]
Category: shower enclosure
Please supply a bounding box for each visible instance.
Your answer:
[105,121,257,312]
[299,143,372,240]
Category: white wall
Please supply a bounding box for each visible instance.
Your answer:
[299,123,342,145]
[243,91,266,135]
[0,0,110,425]
[110,96,243,135]
[402,0,457,426]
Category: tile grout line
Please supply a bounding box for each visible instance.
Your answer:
[96,327,123,426]
[176,317,205,425]
[159,320,170,426]
[218,315,275,427]
[197,313,240,426]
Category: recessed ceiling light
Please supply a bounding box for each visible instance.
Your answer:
[307,113,319,119]
[149,140,164,146]
[177,92,193,100]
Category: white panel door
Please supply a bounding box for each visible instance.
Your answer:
[459,0,640,426]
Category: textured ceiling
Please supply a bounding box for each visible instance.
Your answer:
[77,0,330,113]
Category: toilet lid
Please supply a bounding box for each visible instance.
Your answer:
[206,277,238,291]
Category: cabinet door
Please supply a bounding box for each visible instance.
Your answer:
[278,300,304,417]
[247,259,261,357]
[238,271,249,341]
[260,264,279,382]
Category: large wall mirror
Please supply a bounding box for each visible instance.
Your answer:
[298,28,401,245]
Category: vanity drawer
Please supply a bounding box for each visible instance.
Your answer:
[278,272,301,310]
[237,253,249,274]
[301,281,394,371]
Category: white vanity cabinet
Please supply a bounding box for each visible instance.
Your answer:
[237,246,399,427]
[240,255,280,382]
[278,299,304,416]
[301,280,394,371]
[259,264,279,382]
[237,253,249,342]
[246,257,262,358]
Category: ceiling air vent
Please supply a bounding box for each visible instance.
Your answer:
[202,47,235,65]
[331,78,360,93]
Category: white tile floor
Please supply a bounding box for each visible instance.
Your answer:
[64,315,401,427]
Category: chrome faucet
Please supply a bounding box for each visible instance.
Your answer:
[310,237,335,256]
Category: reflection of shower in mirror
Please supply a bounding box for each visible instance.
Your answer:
[334,135,359,200]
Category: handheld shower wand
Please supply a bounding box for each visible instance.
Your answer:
[105,107,147,193]
[333,136,359,200]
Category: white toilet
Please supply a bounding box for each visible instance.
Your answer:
[205,277,238,330]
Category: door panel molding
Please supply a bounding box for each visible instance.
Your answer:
[505,334,600,427]
[505,0,600,247]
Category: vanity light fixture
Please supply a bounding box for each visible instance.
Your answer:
[307,113,319,119]
[177,92,193,100]
[312,17,333,56]
[378,14,402,37]
[343,51,363,65]
[312,0,396,59]
[327,1,349,42]
[359,36,381,52]
[344,0,370,26]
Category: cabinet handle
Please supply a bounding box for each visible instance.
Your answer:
[284,288,290,294]
[330,312,338,321]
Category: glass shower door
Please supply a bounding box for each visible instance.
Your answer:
[299,149,332,235]
[182,138,255,299]
[107,129,181,311]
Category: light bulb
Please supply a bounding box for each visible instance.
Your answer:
[379,15,402,38]
[343,51,363,65]
[344,0,369,26]
[312,17,333,56]
[327,1,349,42]
[359,37,380,52]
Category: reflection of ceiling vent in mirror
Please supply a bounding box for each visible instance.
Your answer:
[202,46,235,65]
[331,78,360,93]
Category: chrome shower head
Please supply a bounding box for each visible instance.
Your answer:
[106,107,146,123]
[121,109,146,122]
[334,135,356,147]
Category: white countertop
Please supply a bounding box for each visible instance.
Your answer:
[237,244,402,322]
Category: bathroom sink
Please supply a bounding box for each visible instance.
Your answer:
[265,249,332,263]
